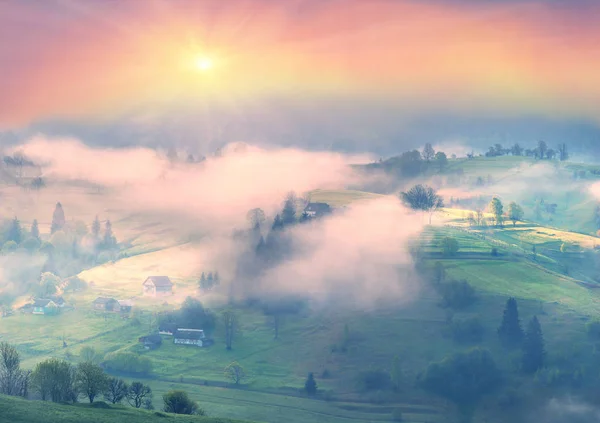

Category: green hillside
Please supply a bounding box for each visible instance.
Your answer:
[0,395,249,423]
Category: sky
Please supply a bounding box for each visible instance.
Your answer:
[1,0,599,154]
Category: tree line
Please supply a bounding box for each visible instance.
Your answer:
[0,342,203,415]
[482,141,569,161]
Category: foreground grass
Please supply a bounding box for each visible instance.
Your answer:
[0,395,249,423]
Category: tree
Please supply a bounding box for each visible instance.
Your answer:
[422,143,435,162]
[400,184,444,224]
[522,316,545,374]
[222,310,239,350]
[76,362,107,403]
[281,192,297,226]
[51,202,65,234]
[489,197,504,227]
[558,143,569,161]
[497,297,524,348]
[304,372,317,395]
[507,202,524,227]
[127,381,152,408]
[31,176,45,190]
[103,220,116,249]
[79,346,101,364]
[0,342,28,397]
[6,217,22,244]
[271,214,284,231]
[224,361,247,385]
[30,219,40,240]
[511,143,523,156]
[186,153,195,163]
[537,140,548,160]
[420,348,500,416]
[246,208,266,230]
[104,377,128,404]
[441,237,459,257]
[91,216,101,239]
[163,390,201,415]
[31,358,77,403]
[434,151,448,170]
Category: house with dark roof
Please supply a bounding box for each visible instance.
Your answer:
[173,328,212,347]
[118,300,133,314]
[138,333,163,350]
[93,297,120,312]
[143,276,173,297]
[304,202,332,218]
[32,299,59,315]
[159,322,177,336]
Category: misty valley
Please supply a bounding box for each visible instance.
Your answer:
[2,140,600,423]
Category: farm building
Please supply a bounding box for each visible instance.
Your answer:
[159,323,176,336]
[304,202,332,218]
[32,299,59,315]
[117,300,133,314]
[173,328,212,347]
[93,297,120,312]
[138,333,162,350]
[142,276,173,296]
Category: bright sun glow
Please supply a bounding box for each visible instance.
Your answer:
[194,57,213,71]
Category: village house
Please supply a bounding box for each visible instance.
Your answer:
[304,202,332,218]
[173,328,212,347]
[138,333,162,350]
[118,300,133,314]
[158,323,176,336]
[142,276,174,297]
[93,297,120,312]
[32,299,59,315]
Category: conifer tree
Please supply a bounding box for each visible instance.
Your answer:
[103,220,116,249]
[51,202,65,234]
[92,216,101,239]
[281,193,297,226]
[213,272,220,285]
[271,214,284,231]
[31,219,40,240]
[304,373,317,396]
[522,316,545,374]
[497,297,524,348]
[198,273,207,290]
[7,217,22,244]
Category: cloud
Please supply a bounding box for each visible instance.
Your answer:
[251,196,424,307]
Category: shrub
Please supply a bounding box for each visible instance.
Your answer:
[441,237,459,257]
[356,369,392,392]
[450,316,484,343]
[440,280,477,310]
[1,240,18,254]
[163,390,201,415]
[102,352,152,376]
[491,247,499,256]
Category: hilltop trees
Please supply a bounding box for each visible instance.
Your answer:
[400,184,444,224]
[422,143,435,162]
[50,202,65,234]
[537,141,548,160]
[102,220,117,249]
[281,192,297,226]
[558,143,569,161]
[497,297,524,348]
[511,143,523,156]
[76,361,108,403]
[6,217,22,244]
[304,372,318,396]
[507,202,524,227]
[30,219,40,240]
[489,197,504,227]
[91,215,101,239]
[0,342,29,397]
[435,151,448,170]
[522,316,545,374]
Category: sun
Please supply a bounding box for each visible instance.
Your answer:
[194,56,213,72]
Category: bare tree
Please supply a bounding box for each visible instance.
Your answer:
[422,143,435,162]
[0,342,28,396]
[104,377,128,404]
[127,381,152,408]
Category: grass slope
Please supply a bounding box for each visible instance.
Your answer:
[0,395,249,423]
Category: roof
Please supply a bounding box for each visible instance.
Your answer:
[33,299,56,308]
[49,296,65,305]
[93,297,117,304]
[305,202,331,213]
[140,334,162,344]
[144,276,173,287]
[174,328,205,340]
[118,300,133,307]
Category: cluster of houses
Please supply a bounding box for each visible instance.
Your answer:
[92,297,133,314]
[139,325,214,350]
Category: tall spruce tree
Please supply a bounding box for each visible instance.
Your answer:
[91,216,101,239]
[522,316,545,374]
[31,219,40,240]
[51,202,65,234]
[7,217,22,244]
[304,373,317,395]
[281,192,297,226]
[103,220,116,249]
[497,297,524,347]
[271,214,284,231]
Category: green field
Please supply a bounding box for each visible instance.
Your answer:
[0,394,247,423]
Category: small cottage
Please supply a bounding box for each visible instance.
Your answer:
[304,202,332,218]
[142,276,174,297]
[32,299,59,315]
[173,328,207,347]
[93,297,120,312]
[138,333,163,350]
[118,300,133,314]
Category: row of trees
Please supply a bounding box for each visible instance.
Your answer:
[483,141,569,161]
[0,342,202,414]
